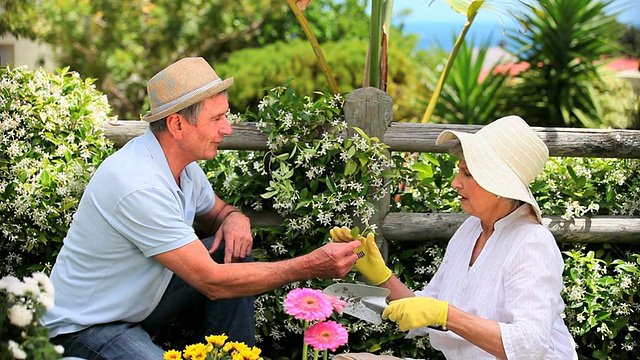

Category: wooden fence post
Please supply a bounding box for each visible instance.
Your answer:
[343,87,394,261]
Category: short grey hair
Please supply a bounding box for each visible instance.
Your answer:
[149,100,205,133]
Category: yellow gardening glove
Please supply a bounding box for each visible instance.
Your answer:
[329,227,392,285]
[382,297,449,331]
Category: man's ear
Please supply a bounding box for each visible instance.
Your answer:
[166,113,184,139]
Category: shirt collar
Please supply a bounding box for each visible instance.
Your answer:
[140,127,180,192]
[494,204,530,231]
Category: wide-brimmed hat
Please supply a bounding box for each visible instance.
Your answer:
[435,115,549,222]
[142,57,234,122]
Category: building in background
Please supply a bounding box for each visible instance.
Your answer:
[0,35,55,71]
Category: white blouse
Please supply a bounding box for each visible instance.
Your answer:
[408,206,577,359]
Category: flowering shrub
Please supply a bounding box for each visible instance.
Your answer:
[163,334,262,360]
[0,65,115,277]
[535,157,640,218]
[0,272,63,359]
[207,81,395,236]
[563,249,640,358]
[283,287,348,359]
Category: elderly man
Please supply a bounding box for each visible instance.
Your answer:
[43,57,361,359]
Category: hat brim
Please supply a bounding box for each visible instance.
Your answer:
[436,130,542,222]
[142,77,234,123]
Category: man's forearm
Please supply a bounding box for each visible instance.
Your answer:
[198,255,314,299]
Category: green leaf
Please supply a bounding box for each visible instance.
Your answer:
[466,0,486,19]
[347,145,356,158]
[299,187,309,200]
[261,190,278,199]
[326,176,336,193]
[352,126,370,141]
[422,153,440,166]
[344,160,357,176]
[412,162,434,180]
[567,166,578,183]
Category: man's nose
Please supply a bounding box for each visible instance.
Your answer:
[221,117,233,135]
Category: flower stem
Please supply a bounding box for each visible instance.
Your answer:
[285,0,339,94]
[303,320,309,359]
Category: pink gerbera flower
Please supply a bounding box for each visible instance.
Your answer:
[324,293,347,314]
[284,288,333,321]
[304,320,348,351]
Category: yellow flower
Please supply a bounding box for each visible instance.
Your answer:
[222,341,262,360]
[163,349,182,360]
[165,334,263,360]
[245,346,263,360]
[183,343,210,360]
[205,334,229,347]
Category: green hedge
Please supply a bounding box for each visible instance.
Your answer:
[0,65,114,277]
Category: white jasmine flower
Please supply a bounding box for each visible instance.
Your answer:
[5,279,28,297]
[38,292,55,310]
[8,340,27,359]
[8,304,33,327]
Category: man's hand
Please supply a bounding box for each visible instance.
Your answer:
[210,211,253,263]
[306,241,362,279]
[330,227,392,285]
[382,297,449,331]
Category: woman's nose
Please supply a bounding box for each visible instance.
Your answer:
[451,172,462,190]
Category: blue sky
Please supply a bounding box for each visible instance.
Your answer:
[392,0,640,25]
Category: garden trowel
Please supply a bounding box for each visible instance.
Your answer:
[323,283,390,325]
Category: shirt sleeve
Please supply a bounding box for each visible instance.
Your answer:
[112,186,198,257]
[499,226,564,359]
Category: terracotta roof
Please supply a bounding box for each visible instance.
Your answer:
[478,57,639,82]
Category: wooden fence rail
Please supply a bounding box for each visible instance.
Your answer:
[103,87,640,245]
[105,120,640,158]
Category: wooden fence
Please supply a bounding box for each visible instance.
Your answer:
[104,87,640,247]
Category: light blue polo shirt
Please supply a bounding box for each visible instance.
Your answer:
[42,127,215,337]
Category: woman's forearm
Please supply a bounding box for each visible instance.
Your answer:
[446,305,507,359]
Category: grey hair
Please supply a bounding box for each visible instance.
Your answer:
[149,100,205,133]
[447,141,464,159]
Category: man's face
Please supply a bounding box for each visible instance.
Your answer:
[181,93,232,161]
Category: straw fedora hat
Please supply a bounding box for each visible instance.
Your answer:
[142,57,234,122]
[435,115,549,223]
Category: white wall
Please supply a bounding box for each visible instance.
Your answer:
[0,35,56,71]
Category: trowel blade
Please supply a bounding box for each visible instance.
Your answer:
[323,283,390,325]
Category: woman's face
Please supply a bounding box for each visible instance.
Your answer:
[451,158,499,218]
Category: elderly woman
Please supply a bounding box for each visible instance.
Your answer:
[331,116,577,359]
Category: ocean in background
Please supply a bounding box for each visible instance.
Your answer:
[402,20,640,52]
[402,20,523,52]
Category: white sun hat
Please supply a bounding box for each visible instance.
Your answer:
[142,57,234,122]
[435,115,549,223]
